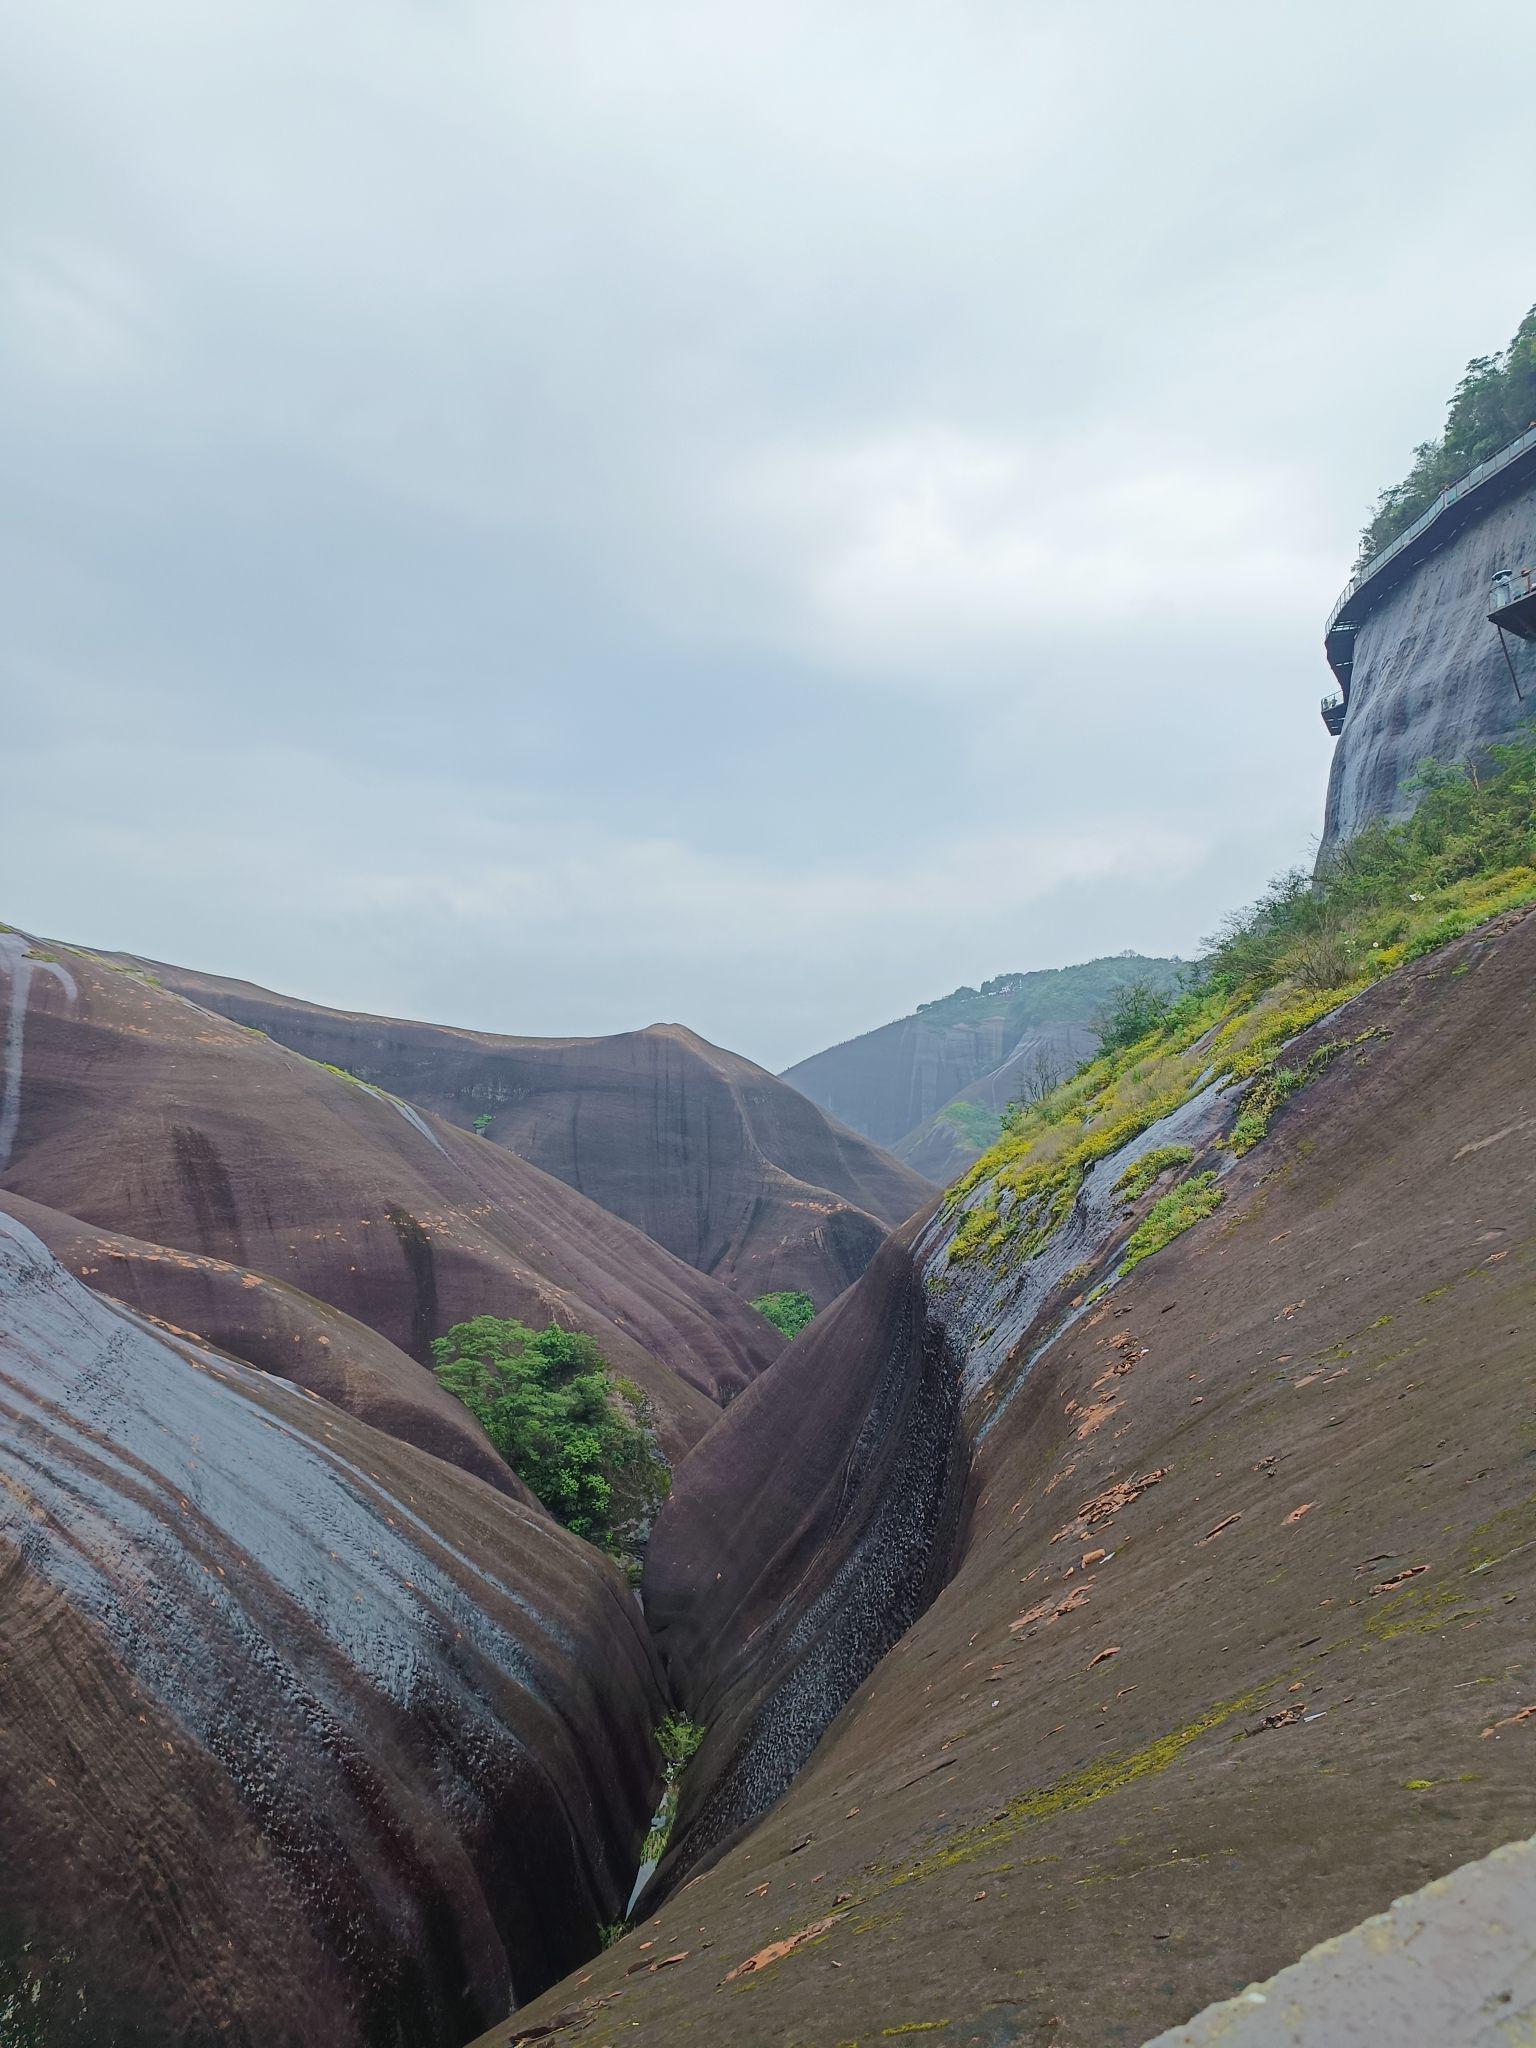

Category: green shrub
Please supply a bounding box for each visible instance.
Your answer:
[938,1098,1005,1150]
[749,1289,817,1340]
[1405,914,1472,960]
[471,1112,493,1135]
[1357,303,1536,565]
[1092,978,1177,1055]
[656,1714,706,1767]
[1120,1172,1224,1275]
[432,1316,668,1553]
[1204,730,1536,1002]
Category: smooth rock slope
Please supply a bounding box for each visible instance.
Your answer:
[0,1185,531,1500]
[493,910,1536,2047]
[133,959,933,1306]
[0,938,779,1462]
[0,1210,665,2047]
[641,1221,969,1896]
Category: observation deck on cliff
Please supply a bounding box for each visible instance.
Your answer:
[1321,422,1536,732]
[1489,565,1536,642]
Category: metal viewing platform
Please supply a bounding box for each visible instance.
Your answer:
[1489,565,1536,704]
[1489,565,1536,642]
[1321,423,1536,732]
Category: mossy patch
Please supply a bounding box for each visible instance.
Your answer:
[1228,1032,1382,1156]
[878,1687,1268,1892]
[1119,1173,1224,1276]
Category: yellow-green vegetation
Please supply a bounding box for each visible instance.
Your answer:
[947,733,1536,1271]
[639,1717,707,1879]
[880,1687,1269,1891]
[71,948,161,986]
[1227,1031,1384,1154]
[656,1713,706,1768]
[1114,1144,1194,1201]
[1120,1172,1224,1275]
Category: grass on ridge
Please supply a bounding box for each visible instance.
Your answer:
[947,732,1536,1269]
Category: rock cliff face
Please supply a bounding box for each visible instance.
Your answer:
[136,961,931,1308]
[0,940,779,1461]
[0,1210,665,2046]
[0,1186,533,1501]
[641,1222,968,1895]
[1321,474,1536,856]
[783,956,1182,1175]
[497,910,1536,2048]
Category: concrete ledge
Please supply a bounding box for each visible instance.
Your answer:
[1142,1835,1536,2046]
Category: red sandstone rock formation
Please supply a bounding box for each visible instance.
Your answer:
[134,959,933,1305]
[0,1186,532,1499]
[494,912,1536,2047]
[0,1209,664,2045]
[0,942,777,1461]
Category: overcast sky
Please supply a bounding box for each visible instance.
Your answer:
[4,2,1533,1071]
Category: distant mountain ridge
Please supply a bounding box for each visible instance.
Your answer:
[782,954,1184,1182]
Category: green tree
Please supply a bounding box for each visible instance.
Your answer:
[432,1316,668,1551]
[1091,978,1176,1055]
[749,1290,817,1340]
[1358,303,1536,564]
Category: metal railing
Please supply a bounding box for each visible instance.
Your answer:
[1490,565,1536,610]
[1326,423,1536,637]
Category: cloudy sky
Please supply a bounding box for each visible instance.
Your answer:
[4,1,1532,1070]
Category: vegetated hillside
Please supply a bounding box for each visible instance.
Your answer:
[134,960,932,1309]
[1356,300,1535,565]
[0,1210,665,2046]
[782,953,1185,1175]
[0,932,781,1464]
[494,906,1536,2048]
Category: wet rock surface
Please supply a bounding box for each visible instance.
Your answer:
[1321,475,1536,856]
[136,960,932,1306]
[0,942,780,1458]
[0,1210,665,2047]
[0,1186,533,1499]
[491,913,1536,2048]
[640,1223,969,1898]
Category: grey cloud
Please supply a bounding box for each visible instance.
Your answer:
[2,0,1531,1068]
